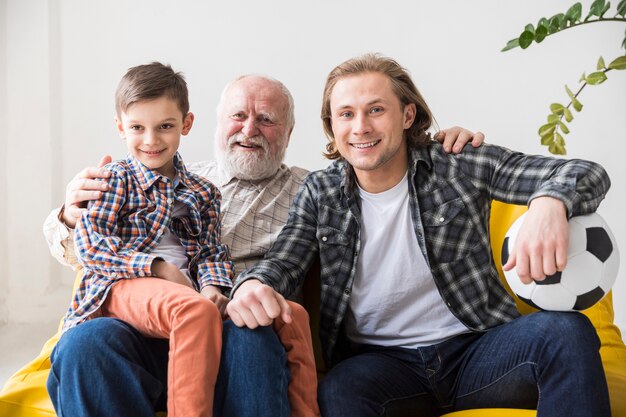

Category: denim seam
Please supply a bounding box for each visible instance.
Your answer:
[454,360,538,399]
[380,391,431,417]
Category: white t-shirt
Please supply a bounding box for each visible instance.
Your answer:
[344,172,467,348]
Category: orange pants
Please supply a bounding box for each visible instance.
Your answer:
[100,278,320,417]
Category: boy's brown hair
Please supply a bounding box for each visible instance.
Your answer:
[320,53,434,160]
[115,62,189,118]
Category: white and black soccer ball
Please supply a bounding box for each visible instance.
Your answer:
[501,212,620,311]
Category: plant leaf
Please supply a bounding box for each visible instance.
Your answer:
[608,55,626,69]
[539,123,557,136]
[587,0,605,19]
[537,17,550,29]
[572,97,584,112]
[565,84,575,99]
[525,23,535,35]
[580,72,587,82]
[501,38,520,52]
[549,13,566,33]
[564,108,574,122]
[600,2,611,18]
[586,71,608,84]
[597,56,606,70]
[567,2,583,22]
[541,133,555,146]
[519,30,535,49]
[548,114,560,123]
[535,25,548,42]
[550,103,565,115]
[618,0,626,16]
[559,121,570,134]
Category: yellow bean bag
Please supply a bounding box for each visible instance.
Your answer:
[2,202,625,417]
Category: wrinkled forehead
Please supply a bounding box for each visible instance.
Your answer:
[222,78,289,117]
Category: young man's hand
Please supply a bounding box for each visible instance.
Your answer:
[227,279,292,328]
[62,155,113,228]
[201,286,229,317]
[151,260,194,288]
[502,196,569,284]
[434,127,485,154]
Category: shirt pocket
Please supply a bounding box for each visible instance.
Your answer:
[421,198,479,263]
[316,225,352,286]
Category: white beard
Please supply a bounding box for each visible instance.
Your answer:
[217,132,286,181]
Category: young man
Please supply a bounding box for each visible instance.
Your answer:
[227,54,611,416]
[42,73,483,416]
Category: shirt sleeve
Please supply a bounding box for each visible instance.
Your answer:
[194,187,234,291]
[451,143,610,217]
[73,173,157,279]
[43,207,81,270]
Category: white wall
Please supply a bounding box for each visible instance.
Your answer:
[0,0,9,325]
[2,0,625,334]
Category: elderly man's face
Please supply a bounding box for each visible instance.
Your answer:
[215,76,292,180]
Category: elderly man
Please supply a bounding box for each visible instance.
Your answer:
[44,73,483,417]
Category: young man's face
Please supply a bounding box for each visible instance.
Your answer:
[329,72,415,191]
[116,96,193,179]
[214,76,291,180]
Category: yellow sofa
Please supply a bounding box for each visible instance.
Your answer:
[1,202,625,417]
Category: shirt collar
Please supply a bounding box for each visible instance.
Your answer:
[126,152,188,191]
[216,163,288,189]
[338,143,435,199]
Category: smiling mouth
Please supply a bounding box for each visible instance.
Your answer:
[351,140,380,149]
[142,149,165,155]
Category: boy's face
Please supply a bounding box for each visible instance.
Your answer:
[115,96,194,179]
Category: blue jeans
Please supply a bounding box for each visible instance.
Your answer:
[318,312,610,417]
[47,317,290,417]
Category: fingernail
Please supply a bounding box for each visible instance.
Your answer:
[101,183,108,190]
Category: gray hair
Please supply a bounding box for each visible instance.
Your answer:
[216,74,295,132]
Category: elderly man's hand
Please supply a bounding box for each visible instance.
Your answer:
[62,155,113,228]
[227,279,292,328]
[435,127,485,154]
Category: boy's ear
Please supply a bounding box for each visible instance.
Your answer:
[181,112,195,136]
[115,116,126,139]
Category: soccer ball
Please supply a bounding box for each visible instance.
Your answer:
[501,212,620,311]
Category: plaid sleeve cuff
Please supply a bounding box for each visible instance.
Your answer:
[197,263,234,290]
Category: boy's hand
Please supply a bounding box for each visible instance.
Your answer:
[151,260,193,288]
[502,196,569,284]
[227,279,292,328]
[62,155,113,228]
[435,127,485,154]
[201,286,229,317]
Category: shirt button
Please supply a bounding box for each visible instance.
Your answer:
[439,217,445,222]
[157,228,164,236]
[322,236,328,242]
[139,270,145,277]
[111,272,117,278]
[344,289,351,295]
[167,198,173,205]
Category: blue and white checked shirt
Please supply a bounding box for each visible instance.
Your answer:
[63,153,233,331]
[235,142,611,366]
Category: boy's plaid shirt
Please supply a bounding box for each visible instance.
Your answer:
[63,153,233,331]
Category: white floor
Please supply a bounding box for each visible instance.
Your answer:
[0,321,59,387]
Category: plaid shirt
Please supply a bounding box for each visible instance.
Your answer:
[235,142,611,366]
[63,153,233,331]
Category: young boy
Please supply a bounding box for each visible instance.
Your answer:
[53,63,319,417]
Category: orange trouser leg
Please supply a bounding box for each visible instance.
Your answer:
[273,301,321,417]
[100,278,221,417]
